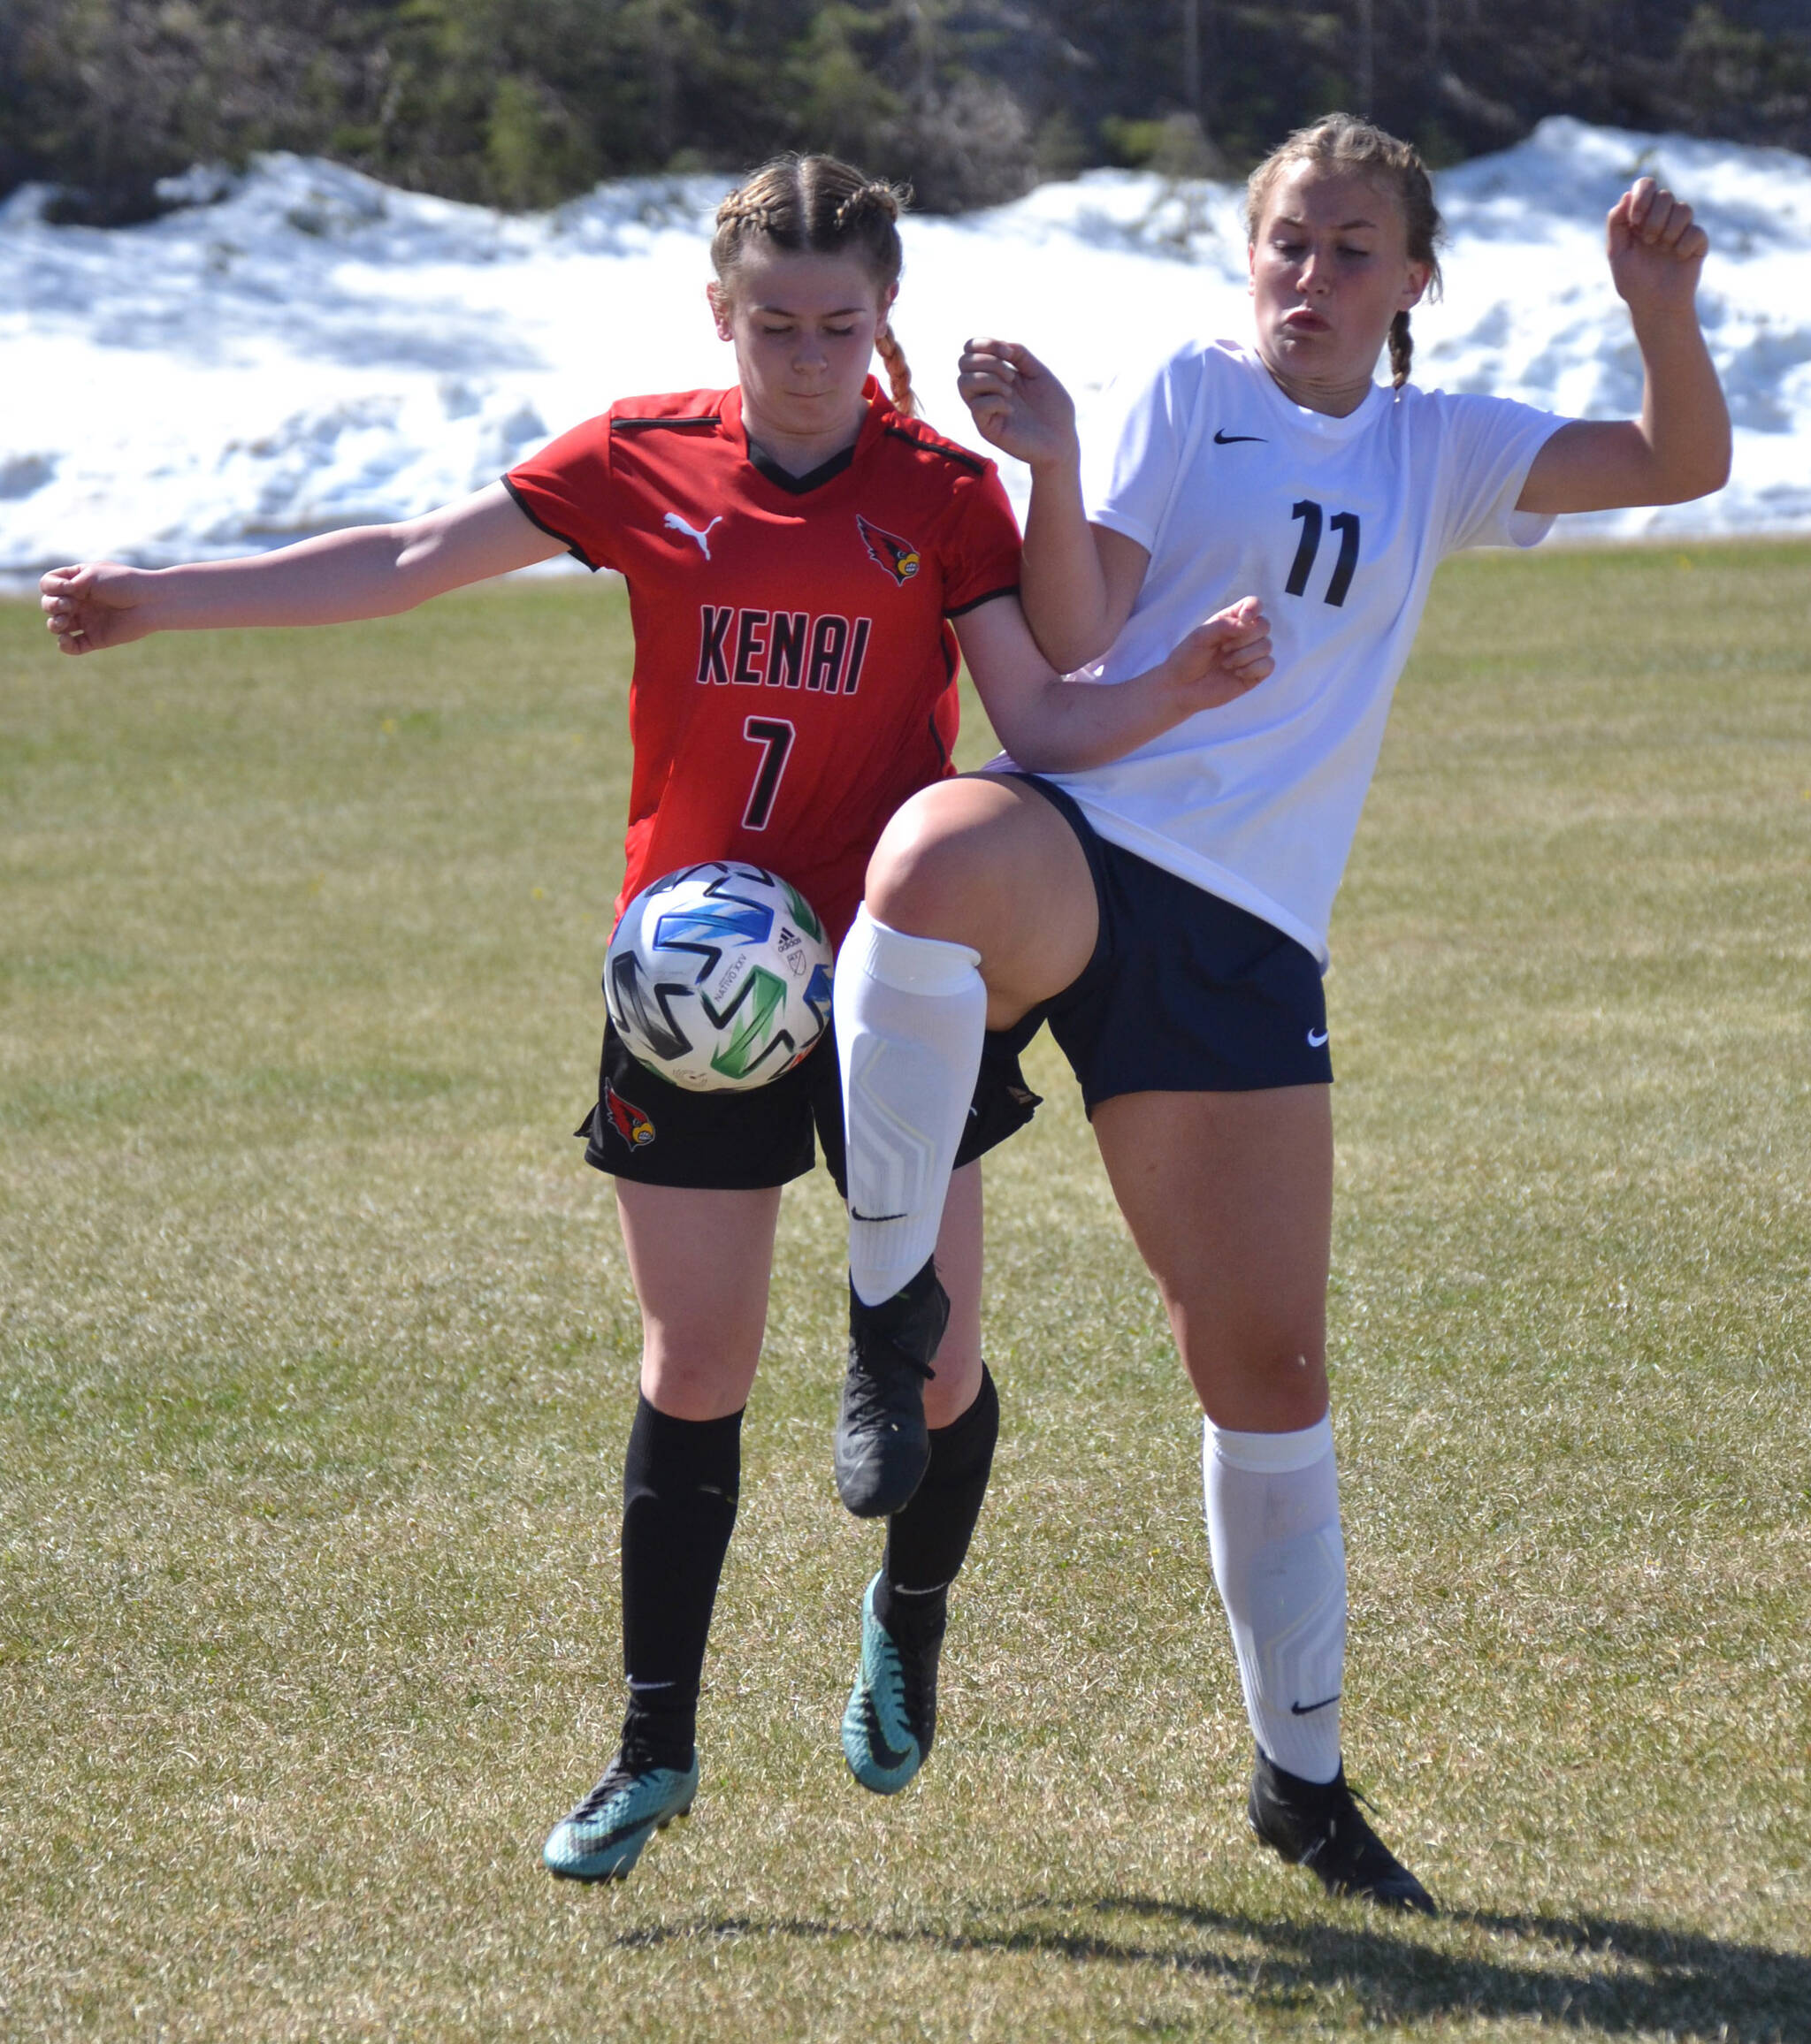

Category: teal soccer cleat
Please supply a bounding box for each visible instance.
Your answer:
[542,1751,699,1882]
[841,1573,942,1795]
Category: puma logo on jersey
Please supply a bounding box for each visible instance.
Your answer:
[664,512,723,559]
[857,515,921,585]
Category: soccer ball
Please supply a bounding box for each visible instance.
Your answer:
[605,862,835,1092]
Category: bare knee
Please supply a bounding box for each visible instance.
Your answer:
[865,784,1002,943]
[1181,1340,1329,1434]
[640,1327,760,1421]
[864,780,1091,998]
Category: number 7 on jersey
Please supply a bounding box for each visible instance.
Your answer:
[741,716,795,830]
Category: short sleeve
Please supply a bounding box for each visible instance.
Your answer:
[1082,347,1198,553]
[503,415,623,573]
[1434,392,1571,556]
[939,463,1024,618]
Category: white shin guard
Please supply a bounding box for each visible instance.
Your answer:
[835,907,986,1307]
[1204,1413,1347,1784]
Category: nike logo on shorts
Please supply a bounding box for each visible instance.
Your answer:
[1307,1027,1329,1048]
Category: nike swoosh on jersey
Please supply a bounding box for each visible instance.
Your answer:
[1213,429,1268,444]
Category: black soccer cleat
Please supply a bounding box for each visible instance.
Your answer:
[1248,1750,1436,1914]
[833,1257,950,1518]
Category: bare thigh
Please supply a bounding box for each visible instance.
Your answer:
[865,774,1097,1029]
[1092,1087,1333,1433]
[616,1163,987,1428]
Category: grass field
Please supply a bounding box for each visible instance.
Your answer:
[3,545,1807,2041]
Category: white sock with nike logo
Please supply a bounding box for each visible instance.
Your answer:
[1204,1412,1346,1784]
[836,907,985,1307]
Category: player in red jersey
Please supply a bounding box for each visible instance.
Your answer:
[504,381,1020,947]
[41,153,1275,1883]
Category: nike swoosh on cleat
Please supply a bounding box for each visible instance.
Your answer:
[1290,1693,1341,1715]
[850,1208,908,1223]
[1214,429,1267,444]
[860,1694,913,1772]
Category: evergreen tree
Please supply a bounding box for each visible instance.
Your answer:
[2,0,1806,221]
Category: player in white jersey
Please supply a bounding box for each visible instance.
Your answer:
[826,114,1730,1908]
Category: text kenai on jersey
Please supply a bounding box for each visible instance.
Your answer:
[696,606,875,694]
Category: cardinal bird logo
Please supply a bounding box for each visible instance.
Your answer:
[604,1079,655,1149]
[857,515,921,585]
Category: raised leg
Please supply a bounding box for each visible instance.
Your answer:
[834,775,1096,1517]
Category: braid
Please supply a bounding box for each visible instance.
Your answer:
[714,188,782,240]
[1387,310,1413,388]
[874,324,919,418]
[833,179,906,236]
[713,155,907,293]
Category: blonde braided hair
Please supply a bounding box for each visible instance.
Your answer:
[1244,114,1444,390]
[712,156,919,417]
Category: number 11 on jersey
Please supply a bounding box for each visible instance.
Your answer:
[742,716,795,829]
[1286,500,1361,607]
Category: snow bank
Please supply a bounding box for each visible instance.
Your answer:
[4,117,1808,579]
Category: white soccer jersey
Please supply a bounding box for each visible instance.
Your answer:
[1015,339,1568,964]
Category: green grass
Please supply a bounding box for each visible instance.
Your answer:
[2,546,1807,2040]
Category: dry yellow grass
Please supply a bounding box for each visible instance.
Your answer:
[2,546,1807,2040]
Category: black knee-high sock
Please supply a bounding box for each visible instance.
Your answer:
[619,1394,742,1769]
[875,1366,998,1639]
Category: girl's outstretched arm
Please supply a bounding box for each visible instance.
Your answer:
[958,338,1149,672]
[956,590,1272,774]
[40,483,567,655]
[1517,178,1731,514]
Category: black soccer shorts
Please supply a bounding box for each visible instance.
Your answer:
[577,1014,1041,1196]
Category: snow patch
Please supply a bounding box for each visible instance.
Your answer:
[4,118,1810,577]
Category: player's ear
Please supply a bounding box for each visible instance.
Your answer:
[878,279,899,318]
[1398,258,1432,313]
[707,280,735,342]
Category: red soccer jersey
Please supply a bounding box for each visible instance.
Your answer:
[504,378,1022,943]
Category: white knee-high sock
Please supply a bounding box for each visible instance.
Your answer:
[1204,1412,1347,1784]
[836,907,985,1307]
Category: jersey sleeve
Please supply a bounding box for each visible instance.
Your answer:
[1082,344,1200,553]
[939,462,1024,617]
[1433,392,1571,556]
[502,415,623,573]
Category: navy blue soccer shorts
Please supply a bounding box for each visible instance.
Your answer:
[990,773,1333,1113]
